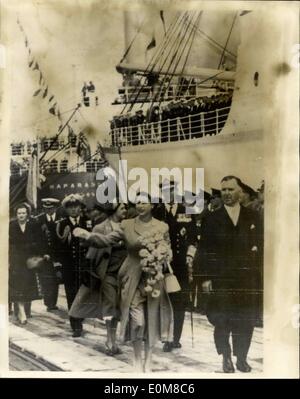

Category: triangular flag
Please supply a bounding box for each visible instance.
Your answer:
[240,10,252,16]
[160,11,167,35]
[43,86,48,98]
[33,88,42,97]
[33,62,39,71]
[146,35,156,51]
[49,103,57,115]
[39,71,44,85]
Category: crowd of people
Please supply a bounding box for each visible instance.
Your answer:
[9,177,264,373]
[110,92,233,146]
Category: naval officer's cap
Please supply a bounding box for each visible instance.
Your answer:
[41,198,60,208]
[62,194,84,208]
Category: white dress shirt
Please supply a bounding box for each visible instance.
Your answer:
[69,216,80,226]
[46,213,56,222]
[165,203,178,216]
[19,222,26,233]
[224,203,241,226]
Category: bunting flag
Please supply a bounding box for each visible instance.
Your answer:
[240,10,252,16]
[160,11,167,35]
[76,132,91,162]
[26,144,40,209]
[18,18,64,127]
[43,86,48,98]
[146,35,156,51]
[39,71,44,85]
[33,88,42,97]
[33,61,39,71]
[49,103,57,115]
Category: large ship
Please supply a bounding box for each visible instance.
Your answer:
[9,7,295,207]
[101,8,287,191]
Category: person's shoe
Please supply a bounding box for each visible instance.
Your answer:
[163,342,173,352]
[72,329,82,338]
[172,342,182,349]
[47,306,59,312]
[111,346,123,355]
[236,359,252,373]
[222,354,235,373]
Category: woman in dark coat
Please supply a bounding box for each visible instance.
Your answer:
[9,203,46,324]
[69,203,128,355]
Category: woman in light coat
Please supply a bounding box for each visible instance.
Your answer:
[75,195,174,372]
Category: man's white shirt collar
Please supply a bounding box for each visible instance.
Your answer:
[224,203,241,226]
[165,203,178,216]
[47,213,56,222]
[69,216,80,225]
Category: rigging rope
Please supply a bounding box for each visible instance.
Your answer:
[184,19,237,60]
[131,12,190,113]
[39,104,81,164]
[120,11,184,114]
[174,11,202,100]
[154,11,199,110]
[217,11,238,69]
[136,12,189,110]
[119,17,146,64]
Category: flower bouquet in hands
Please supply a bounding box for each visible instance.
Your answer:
[138,230,173,298]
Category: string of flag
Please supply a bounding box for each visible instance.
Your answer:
[16,17,94,164]
[16,17,62,125]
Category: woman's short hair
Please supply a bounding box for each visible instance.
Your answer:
[135,191,152,203]
[14,202,31,216]
[93,202,126,217]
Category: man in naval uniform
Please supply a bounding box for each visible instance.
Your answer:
[153,179,197,352]
[56,194,90,337]
[37,198,61,311]
[198,176,263,373]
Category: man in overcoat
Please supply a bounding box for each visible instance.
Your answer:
[153,179,197,352]
[198,176,263,373]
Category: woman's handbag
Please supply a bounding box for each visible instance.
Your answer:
[164,261,181,293]
[26,256,44,270]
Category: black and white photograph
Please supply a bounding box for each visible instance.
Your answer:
[0,0,298,378]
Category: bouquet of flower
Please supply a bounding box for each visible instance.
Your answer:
[138,230,173,298]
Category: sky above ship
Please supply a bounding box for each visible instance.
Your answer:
[4,1,240,147]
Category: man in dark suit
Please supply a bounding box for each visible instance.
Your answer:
[56,194,90,337]
[153,179,197,352]
[198,176,263,373]
[37,198,61,312]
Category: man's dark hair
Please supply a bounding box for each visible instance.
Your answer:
[221,175,242,187]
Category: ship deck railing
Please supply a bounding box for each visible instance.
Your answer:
[113,83,234,104]
[109,106,231,147]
